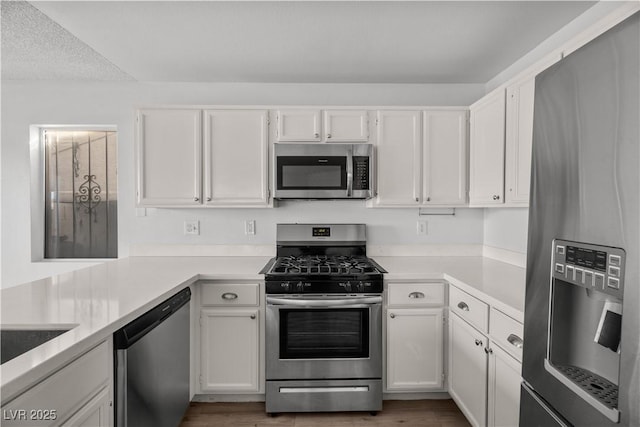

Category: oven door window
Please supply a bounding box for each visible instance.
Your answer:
[279,308,369,359]
[277,156,347,190]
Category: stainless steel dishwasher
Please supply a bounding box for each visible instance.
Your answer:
[114,287,191,427]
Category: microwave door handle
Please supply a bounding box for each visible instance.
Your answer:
[346,146,354,197]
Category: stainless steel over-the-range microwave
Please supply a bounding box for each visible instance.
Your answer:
[273,143,373,199]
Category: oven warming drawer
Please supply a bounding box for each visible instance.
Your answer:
[266,379,382,414]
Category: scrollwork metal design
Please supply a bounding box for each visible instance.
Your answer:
[76,174,102,218]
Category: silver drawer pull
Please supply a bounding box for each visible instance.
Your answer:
[457,301,470,311]
[408,292,425,299]
[250,314,256,319]
[389,313,396,319]
[474,339,483,347]
[221,292,239,300]
[507,334,524,349]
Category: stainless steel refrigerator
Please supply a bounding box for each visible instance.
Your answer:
[520,11,639,427]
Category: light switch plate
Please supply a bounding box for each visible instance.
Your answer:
[245,220,256,235]
[417,221,428,235]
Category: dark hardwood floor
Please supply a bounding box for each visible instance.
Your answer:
[179,399,471,427]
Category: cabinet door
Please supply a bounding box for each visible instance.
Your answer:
[200,308,260,393]
[487,344,522,427]
[374,111,422,206]
[323,110,369,142]
[386,308,443,391]
[61,386,112,427]
[203,110,269,206]
[505,78,535,205]
[423,110,468,206]
[449,313,488,427]
[137,109,202,206]
[276,110,321,141]
[469,91,506,206]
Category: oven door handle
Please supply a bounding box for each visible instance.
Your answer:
[266,296,382,307]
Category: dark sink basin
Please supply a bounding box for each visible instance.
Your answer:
[1,328,71,364]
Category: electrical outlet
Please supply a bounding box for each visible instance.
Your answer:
[417,220,428,236]
[184,220,200,235]
[245,220,256,235]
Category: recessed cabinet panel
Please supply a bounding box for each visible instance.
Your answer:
[469,90,506,206]
[374,111,422,206]
[487,344,522,427]
[323,110,369,142]
[203,110,269,206]
[505,79,535,205]
[276,110,321,142]
[423,111,468,205]
[137,109,202,206]
[386,308,444,391]
[200,308,260,393]
[448,313,488,427]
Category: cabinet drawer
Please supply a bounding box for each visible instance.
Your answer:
[387,283,445,307]
[490,308,524,361]
[201,283,259,306]
[2,340,110,427]
[448,286,489,333]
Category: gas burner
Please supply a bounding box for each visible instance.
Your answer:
[269,255,381,276]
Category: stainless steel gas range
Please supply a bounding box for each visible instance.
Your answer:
[260,224,386,414]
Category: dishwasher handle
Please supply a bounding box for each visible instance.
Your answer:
[114,287,191,349]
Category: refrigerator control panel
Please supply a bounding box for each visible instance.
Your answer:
[552,239,625,298]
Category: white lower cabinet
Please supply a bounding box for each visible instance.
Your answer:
[448,285,525,427]
[1,340,113,427]
[200,308,260,393]
[448,312,489,427]
[487,344,522,427]
[386,308,444,391]
[385,282,445,392]
[198,282,263,394]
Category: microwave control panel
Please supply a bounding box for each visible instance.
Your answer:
[353,156,370,190]
[552,239,625,298]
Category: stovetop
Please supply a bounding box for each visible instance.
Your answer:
[261,224,385,294]
[268,255,383,276]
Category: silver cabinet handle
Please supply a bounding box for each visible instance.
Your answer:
[426,197,431,202]
[474,339,483,347]
[250,314,256,319]
[408,292,425,299]
[507,334,524,349]
[194,197,200,202]
[206,197,212,202]
[390,313,395,319]
[221,292,238,300]
[327,133,332,138]
[492,195,500,200]
[415,197,419,202]
[484,347,493,354]
[314,132,319,138]
[457,301,470,311]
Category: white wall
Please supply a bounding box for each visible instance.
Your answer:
[483,208,529,254]
[1,81,485,288]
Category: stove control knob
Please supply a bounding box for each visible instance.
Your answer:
[296,281,305,292]
[281,282,291,291]
[340,282,352,292]
[356,281,365,292]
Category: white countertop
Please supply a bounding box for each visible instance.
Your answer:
[1,254,525,403]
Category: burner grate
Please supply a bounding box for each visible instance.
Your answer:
[555,364,618,409]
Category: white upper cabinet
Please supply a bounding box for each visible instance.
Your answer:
[276,109,322,142]
[505,78,535,206]
[276,109,368,142]
[323,110,369,142]
[203,110,269,206]
[373,109,467,207]
[423,110,468,206]
[137,109,202,206]
[469,90,506,206]
[373,110,422,206]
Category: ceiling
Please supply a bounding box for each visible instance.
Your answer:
[2,1,597,84]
